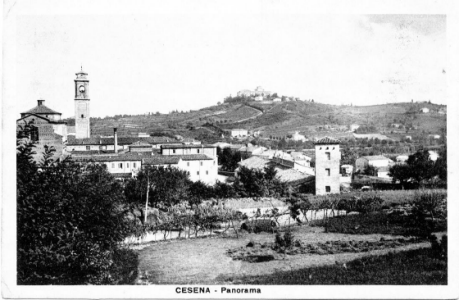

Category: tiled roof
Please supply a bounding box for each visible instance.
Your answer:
[67,136,179,146]
[361,155,392,161]
[142,156,181,165]
[238,156,270,170]
[314,136,340,145]
[72,154,144,162]
[276,169,312,183]
[161,144,216,149]
[177,154,213,161]
[21,104,61,115]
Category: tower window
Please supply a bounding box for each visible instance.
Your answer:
[326,152,331,160]
[326,186,331,193]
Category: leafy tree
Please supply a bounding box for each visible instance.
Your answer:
[363,164,378,176]
[388,164,413,187]
[17,126,136,284]
[125,166,190,212]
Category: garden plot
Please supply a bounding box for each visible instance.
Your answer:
[135,225,434,285]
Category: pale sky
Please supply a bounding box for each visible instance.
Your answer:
[14,9,446,118]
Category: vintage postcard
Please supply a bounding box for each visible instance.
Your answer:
[2,0,459,299]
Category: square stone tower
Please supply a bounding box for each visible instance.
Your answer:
[74,67,90,139]
[314,137,341,195]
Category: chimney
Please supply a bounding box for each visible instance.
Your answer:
[37,99,44,106]
[114,128,118,154]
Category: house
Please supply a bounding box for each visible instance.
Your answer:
[396,155,409,163]
[428,150,439,161]
[229,129,248,137]
[355,155,394,178]
[341,164,353,176]
[160,144,217,158]
[420,107,430,113]
[254,95,264,101]
[291,131,307,142]
[17,99,68,161]
[349,124,360,132]
[428,134,441,139]
[272,97,282,102]
[72,152,145,180]
[438,108,446,115]
[355,155,393,172]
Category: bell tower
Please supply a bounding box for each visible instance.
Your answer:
[74,66,90,139]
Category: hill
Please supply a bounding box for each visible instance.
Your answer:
[63,100,446,143]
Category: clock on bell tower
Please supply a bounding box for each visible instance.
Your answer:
[74,66,90,139]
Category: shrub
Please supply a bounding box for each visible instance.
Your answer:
[17,129,137,284]
[274,231,295,249]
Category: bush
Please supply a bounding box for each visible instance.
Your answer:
[17,128,137,284]
[274,231,295,249]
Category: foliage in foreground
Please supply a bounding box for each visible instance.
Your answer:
[228,248,447,285]
[17,123,137,284]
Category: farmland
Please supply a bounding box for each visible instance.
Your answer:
[64,100,446,144]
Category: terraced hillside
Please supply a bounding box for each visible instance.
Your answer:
[65,100,446,143]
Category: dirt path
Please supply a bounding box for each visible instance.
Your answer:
[136,227,432,285]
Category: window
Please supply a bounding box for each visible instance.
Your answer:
[126,163,129,168]
[111,163,114,168]
[187,162,190,167]
[200,161,203,166]
[326,152,331,160]
[197,149,200,153]
[86,146,90,151]
[119,163,123,168]
[326,186,331,193]
[173,149,176,154]
[81,114,84,118]
[326,168,330,176]
[197,171,200,175]
[213,161,216,166]
[133,163,136,168]
[206,170,209,175]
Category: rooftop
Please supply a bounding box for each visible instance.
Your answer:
[67,136,178,146]
[314,136,341,145]
[161,144,216,149]
[238,156,271,170]
[21,100,62,116]
[360,155,393,161]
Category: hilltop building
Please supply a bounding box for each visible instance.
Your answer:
[229,129,248,137]
[237,86,272,98]
[314,137,341,195]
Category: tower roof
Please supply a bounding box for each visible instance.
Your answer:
[21,100,62,116]
[76,66,88,75]
[314,136,340,145]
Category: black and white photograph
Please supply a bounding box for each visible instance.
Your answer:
[2,0,459,298]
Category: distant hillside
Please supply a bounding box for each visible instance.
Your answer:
[64,100,446,143]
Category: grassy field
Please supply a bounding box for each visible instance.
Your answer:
[135,224,442,285]
[230,247,446,285]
